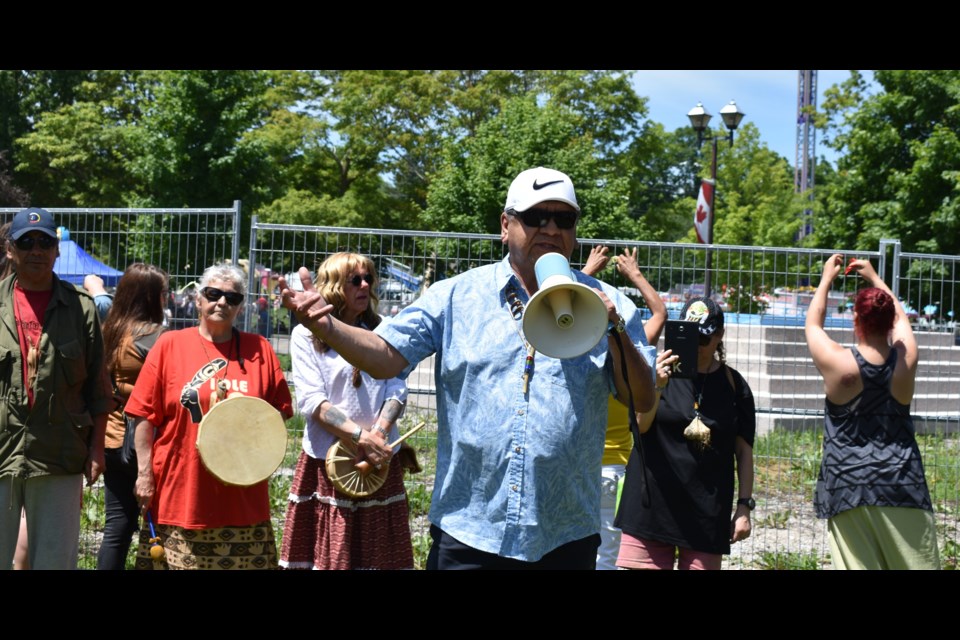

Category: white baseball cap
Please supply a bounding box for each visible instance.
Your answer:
[504,167,580,213]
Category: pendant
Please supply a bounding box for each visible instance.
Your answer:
[217,379,229,400]
[683,415,711,449]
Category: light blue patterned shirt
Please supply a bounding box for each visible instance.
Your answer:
[376,255,655,562]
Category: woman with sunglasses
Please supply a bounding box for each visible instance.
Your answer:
[615,297,756,570]
[806,256,939,569]
[280,252,413,570]
[96,263,168,570]
[127,263,293,570]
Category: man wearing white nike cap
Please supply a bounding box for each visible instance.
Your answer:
[282,167,655,569]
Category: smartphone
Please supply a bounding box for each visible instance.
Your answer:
[664,320,700,379]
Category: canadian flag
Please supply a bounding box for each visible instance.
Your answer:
[694,178,714,244]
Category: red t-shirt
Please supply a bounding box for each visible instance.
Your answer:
[13,282,53,407]
[125,327,293,529]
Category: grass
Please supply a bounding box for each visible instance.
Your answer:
[756,509,793,529]
[917,434,960,505]
[70,412,957,570]
[754,551,823,571]
[753,428,822,495]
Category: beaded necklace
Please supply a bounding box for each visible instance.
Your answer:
[198,327,243,400]
[505,283,536,394]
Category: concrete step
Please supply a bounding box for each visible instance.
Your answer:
[758,375,960,396]
[761,325,958,347]
[756,339,960,362]
[772,413,960,435]
[763,392,960,413]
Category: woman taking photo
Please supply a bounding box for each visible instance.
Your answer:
[616,297,755,570]
[96,263,167,570]
[128,263,293,570]
[805,255,940,569]
[280,252,413,570]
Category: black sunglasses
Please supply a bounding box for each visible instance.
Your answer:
[349,274,375,287]
[14,235,58,251]
[200,286,244,306]
[507,207,578,230]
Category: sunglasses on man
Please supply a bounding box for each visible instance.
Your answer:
[200,287,245,306]
[507,208,578,230]
[14,235,58,251]
[349,274,375,287]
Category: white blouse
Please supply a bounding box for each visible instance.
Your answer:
[289,322,407,460]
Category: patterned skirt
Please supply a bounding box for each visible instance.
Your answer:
[135,520,278,570]
[280,451,413,570]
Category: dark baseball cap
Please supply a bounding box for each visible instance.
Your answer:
[10,207,58,240]
[680,296,724,336]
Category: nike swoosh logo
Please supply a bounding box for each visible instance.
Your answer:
[532,179,563,190]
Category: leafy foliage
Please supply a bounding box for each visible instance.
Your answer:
[816,70,960,255]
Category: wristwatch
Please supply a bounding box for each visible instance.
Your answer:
[607,314,626,336]
[737,497,756,510]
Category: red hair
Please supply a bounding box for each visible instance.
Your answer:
[854,287,895,337]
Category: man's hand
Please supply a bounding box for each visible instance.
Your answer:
[84,445,105,487]
[278,267,336,327]
[83,274,108,297]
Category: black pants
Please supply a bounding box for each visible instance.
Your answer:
[96,448,140,570]
[426,524,599,570]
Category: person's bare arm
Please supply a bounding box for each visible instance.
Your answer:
[315,402,392,464]
[134,418,155,511]
[730,435,754,543]
[616,248,667,345]
[637,350,679,434]
[848,258,917,402]
[279,267,408,379]
[848,258,918,372]
[600,290,656,414]
[805,254,849,380]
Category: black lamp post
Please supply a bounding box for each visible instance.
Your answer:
[687,100,745,298]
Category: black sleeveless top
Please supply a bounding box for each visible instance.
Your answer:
[814,347,932,519]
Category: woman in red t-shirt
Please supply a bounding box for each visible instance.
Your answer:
[127,263,292,570]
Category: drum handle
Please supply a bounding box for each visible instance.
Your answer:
[353,421,426,477]
[385,421,426,448]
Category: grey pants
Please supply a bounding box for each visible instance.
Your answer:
[0,474,83,570]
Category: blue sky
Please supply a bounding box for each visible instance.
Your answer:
[631,70,864,166]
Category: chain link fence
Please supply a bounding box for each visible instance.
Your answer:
[0,204,240,568]
[5,206,955,569]
[247,221,959,570]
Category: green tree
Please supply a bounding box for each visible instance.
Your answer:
[15,71,146,206]
[815,70,960,254]
[424,96,637,239]
[711,122,806,247]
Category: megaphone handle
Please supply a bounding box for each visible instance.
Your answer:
[522,345,535,395]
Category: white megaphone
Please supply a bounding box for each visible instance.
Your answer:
[522,253,609,359]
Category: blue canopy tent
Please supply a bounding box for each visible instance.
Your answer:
[53,228,123,287]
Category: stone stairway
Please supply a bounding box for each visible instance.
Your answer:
[709,324,960,434]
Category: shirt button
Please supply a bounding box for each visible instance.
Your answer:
[514,446,521,453]
[517,409,525,415]
[511,485,518,492]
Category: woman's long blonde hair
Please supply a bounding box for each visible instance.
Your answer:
[313,252,381,387]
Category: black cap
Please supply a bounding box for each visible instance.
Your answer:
[10,208,58,240]
[680,296,724,336]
